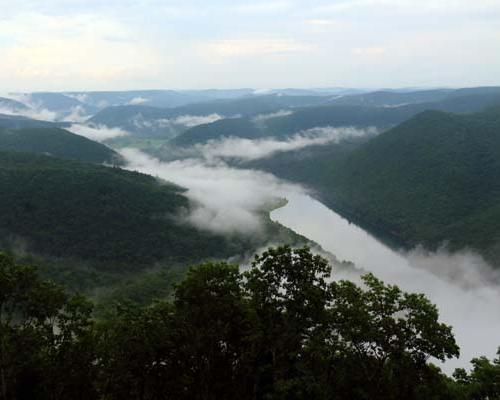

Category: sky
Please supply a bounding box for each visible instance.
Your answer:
[0,0,499,91]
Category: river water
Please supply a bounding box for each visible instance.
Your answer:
[271,192,500,372]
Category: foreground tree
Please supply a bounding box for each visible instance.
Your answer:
[325,274,459,399]
[3,246,485,400]
[0,253,96,400]
[453,349,500,399]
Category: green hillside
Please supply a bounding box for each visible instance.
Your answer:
[0,113,63,129]
[0,127,121,164]
[0,152,305,273]
[88,94,332,139]
[321,108,500,264]
[0,96,29,111]
[169,117,263,146]
[170,92,500,148]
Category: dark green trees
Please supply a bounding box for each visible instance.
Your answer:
[0,253,96,400]
[453,350,500,399]
[96,246,458,400]
[2,246,497,399]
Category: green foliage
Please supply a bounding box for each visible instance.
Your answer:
[89,94,332,139]
[319,108,500,263]
[0,151,262,268]
[251,107,500,266]
[168,90,500,149]
[0,253,96,400]
[2,247,499,400]
[0,127,121,164]
[453,350,500,399]
[0,150,310,302]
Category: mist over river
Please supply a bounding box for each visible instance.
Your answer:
[271,193,500,372]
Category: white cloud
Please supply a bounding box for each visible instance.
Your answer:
[305,19,336,26]
[194,126,378,161]
[173,114,224,127]
[352,47,387,56]
[131,113,224,130]
[315,0,500,14]
[252,109,293,123]
[203,39,317,58]
[128,96,149,105]
[0,12,161,91]
[62,105,91,123]
[233,1,292,14]
[0,93,59,121]
[66,123,129,141]
[273,193,500,372]
[120,148,305,235]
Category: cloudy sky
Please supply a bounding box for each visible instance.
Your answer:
[0,0,499,91]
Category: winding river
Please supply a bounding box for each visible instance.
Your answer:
[271,193,500,372]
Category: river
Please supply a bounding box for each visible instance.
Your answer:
[271,192,500,372]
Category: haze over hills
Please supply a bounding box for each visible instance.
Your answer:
[87,94,334,138]
[168,88,500,148]
[0,126,122,164]
[2,85,500,398]
[3,0,500,395]
[322,108,500,264]
[0,114,65,129]
[243,106,500,267]
[0,151,307,282]
[0,96,30,112]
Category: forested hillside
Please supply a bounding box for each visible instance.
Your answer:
[0,152,302,273]
[2,247,497,400]
[170,91,500,148]
[0,127,121,164]
[0,114,65,129]
[320,108,500,263]
[89,94,332,138]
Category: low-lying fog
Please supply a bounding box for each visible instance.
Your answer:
[272,193,500,373]
[117,126,500,373]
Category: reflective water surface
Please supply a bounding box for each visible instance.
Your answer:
[272,193,500,371]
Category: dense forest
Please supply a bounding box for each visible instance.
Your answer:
[321,108,500,264]
[166,90,500,150]
[0,127,121,164]
[2,87,500,399]
[0,151,307,296]
[1,247,499,400]
[247,108,500,266]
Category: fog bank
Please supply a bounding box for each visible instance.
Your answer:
[67,124,130,141]
[271,193,500,373]
[121,148,305,235]
[193,126,378,161]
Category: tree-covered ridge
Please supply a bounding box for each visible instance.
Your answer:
[0,151,296,270]
[0,114,67,130]
[0,97,29,111]
[1,247,498,400]
[88,94,332,139]
[0,127,121,164]
[321,108,500,264]
[169,91,500,148]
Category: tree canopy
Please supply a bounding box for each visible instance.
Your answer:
[3,247,495,400]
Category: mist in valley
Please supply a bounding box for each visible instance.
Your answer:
[272,193,500,372]
[120,130,500,372]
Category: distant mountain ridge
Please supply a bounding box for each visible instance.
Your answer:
[169,90,500,147]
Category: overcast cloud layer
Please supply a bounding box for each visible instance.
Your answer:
[0,0,499,91]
